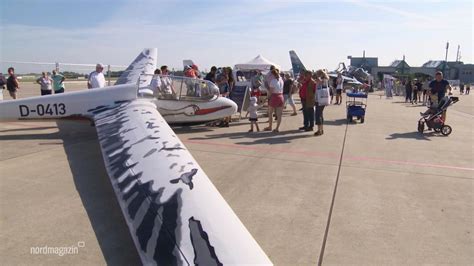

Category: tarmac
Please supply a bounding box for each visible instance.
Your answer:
[1,82,473,265]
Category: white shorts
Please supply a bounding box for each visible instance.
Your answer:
[284,94,295,105]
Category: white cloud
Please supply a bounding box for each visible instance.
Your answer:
[348,0,434,22]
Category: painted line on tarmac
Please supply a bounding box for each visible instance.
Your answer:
[184,139,339,159]
[183,139,474,172]
[344,155,474,171]
[450,108,474,118]
[318,120,349,266]
[1,121,55,128]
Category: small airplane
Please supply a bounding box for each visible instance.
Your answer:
[289,50,363,85]
[0,48,272,265]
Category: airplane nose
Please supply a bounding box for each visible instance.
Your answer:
[223,97,238,114]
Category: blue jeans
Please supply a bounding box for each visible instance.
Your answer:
[302,101,314,128]
[405,89,412,101]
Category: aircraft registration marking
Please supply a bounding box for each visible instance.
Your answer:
[19,103,66,117]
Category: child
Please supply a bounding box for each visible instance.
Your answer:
[420,96,448,117]
[246,96,260,132]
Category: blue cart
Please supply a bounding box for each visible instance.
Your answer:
[346,92,368,123]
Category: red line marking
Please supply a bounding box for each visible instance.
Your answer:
[184,139,339,158]
[183,139,474,172]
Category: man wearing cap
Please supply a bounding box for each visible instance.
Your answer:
[88,64,106,89]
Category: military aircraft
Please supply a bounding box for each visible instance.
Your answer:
[289,50,362,85]
[0,48,272,265]
[289,50,307,78]
[334,62,371,84]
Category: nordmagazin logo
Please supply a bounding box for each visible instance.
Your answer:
[30,241,85,256]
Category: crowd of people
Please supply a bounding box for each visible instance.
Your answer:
[0,64,467,136]
[242,68,461,136]
[239,65,333,135]
[204,66,235,127]
[402,77,432,105]
[0,64,108,100]
[383,71,460,125]
[0,63,363,137]
[399,71,463,108]
[297,69,332,135]
[34,69,68,96]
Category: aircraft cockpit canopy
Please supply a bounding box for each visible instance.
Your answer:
[138,75,220,101]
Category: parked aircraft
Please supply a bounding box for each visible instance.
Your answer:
[289,50,307,78]
[289,50,362,85]
[334,62,371,83]
[0,48,272,265]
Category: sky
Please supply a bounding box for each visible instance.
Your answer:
[0,0,472,73]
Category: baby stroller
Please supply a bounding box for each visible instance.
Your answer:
[417,96,459,136]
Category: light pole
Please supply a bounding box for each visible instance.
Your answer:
[443,42,449,76]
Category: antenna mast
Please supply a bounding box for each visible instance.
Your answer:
[456,45,461,62]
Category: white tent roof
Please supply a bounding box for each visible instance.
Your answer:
[234,55,281,71]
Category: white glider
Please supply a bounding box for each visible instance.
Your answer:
[0,48,272,265]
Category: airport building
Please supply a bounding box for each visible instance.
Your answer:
[347,55,378,73]
[348,54,474,83]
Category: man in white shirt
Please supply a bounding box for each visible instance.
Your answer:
[88,64,106,89]
[160,65,176,98]
[150,69,162,95]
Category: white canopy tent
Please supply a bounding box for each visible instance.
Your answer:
[234,55,281,72]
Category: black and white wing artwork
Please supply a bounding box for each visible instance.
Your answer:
[93,99,272,265]
[115,48,157,87]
